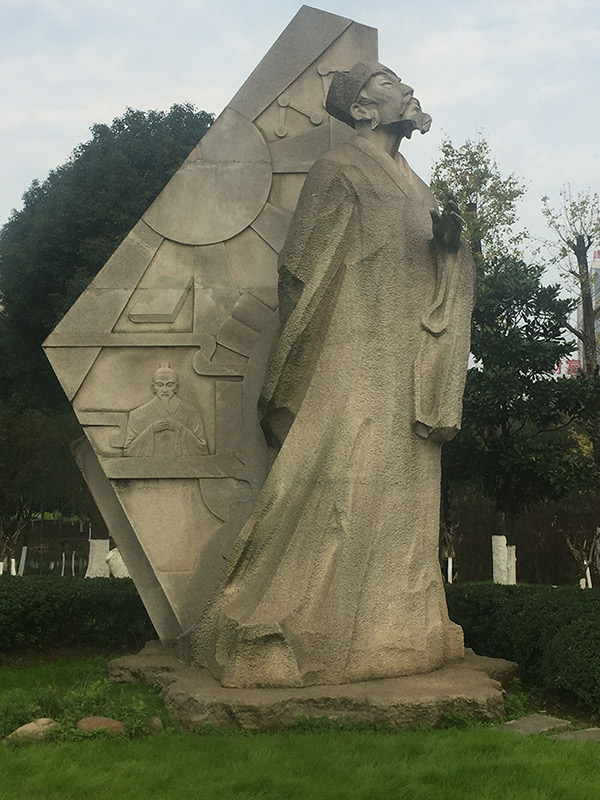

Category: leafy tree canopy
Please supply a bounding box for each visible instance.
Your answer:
[0,103,213,547]
[445,256,600,516]
[0,103,213,409]
[430,136,527,260]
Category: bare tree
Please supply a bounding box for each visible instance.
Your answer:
[564,529,598,588]
[542,185,600,371]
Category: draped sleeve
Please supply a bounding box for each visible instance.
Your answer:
[413,238,476,442]
[259,156,358,446]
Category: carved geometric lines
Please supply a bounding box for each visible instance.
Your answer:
[44,346,102,401]
[142,109,273,247]
[227,6,355,123]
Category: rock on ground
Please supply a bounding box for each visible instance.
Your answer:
[76,716,125,733]
[108,645,515,731]
[5,718,60,741]
[497,713,571,735]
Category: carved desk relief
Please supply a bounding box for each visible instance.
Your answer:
[124,363,208,458]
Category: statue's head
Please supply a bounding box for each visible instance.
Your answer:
[326,62,431,137]
[151,362,179,401]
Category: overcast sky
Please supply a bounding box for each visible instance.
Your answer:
[1,0,599,267]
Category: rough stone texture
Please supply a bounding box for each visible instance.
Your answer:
[43,7,476,702]
[84,538,110,578]
[492,535,509,584]
[553,728,600,741]
[106,547,130,578]
[462,648,518,689]
[188,69,475,687]
[76,716,125,734]
[108,646,183,686]
[108,646,505,731]
[42,6,378,641]
[497,713,571,735]
[146,716,165,733]
[5,718,59,741]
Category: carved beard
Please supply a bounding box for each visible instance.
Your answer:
[395,110,432,139]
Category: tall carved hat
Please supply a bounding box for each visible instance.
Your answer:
[326,61,391,128]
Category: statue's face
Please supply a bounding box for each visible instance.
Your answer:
[362,70,422,126]
[152,371,178,400]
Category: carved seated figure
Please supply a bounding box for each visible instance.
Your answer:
[124,363,208,457]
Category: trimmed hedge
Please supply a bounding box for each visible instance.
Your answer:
[2,577,600,715]
[0,576,154,654]
[446,583,600,713]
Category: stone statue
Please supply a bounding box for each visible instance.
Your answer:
[188,62,476,688]
[124,363,208,457]
[43,7,384,643]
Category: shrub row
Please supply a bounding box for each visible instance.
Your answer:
[2,577,599,715]
[446,583,600,714]
[0,576,154,654]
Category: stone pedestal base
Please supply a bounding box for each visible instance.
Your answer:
[108,644,516,731]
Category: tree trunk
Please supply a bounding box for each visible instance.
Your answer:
[573,235,597,370]
[570,236,600,464]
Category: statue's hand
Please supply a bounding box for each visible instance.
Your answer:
[431,194,462,254]
[153,419,173,432]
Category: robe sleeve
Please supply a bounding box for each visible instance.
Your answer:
[124,406,156,456]
[413,238,476,442]
[175,404,209,455]
[260,156,358,445]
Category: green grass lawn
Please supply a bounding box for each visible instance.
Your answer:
[2,657,600,800]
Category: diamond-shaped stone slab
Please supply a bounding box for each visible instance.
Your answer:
[42,7,379,642]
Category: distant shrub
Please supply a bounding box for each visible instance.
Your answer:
[446,583,600,714]
[0,576,154,654]
[540,617,600,712]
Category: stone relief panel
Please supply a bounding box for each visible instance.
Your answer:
[43,7,379,639]
[124,363,208,458]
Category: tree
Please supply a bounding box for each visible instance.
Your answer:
[541,186,600,372]
[431,139,600,540]
[0,404,86,561]
[0,103,213,410]
[444,256,600,535]
[542,187,600,466]
[0,103,213,557]
[430,136,527,260]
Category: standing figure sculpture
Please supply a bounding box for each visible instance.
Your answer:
[190,63,476,688]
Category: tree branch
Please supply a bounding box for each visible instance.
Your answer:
[564,321,585,342]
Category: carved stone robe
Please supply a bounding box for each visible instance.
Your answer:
[190,135,476,688]
[124,395,208,457]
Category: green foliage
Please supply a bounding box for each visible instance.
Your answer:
[446,583,600,714]
[431,136,598,518]
[436,711,473,729]
[3,726,600,799]
[0,104,213,552]
[501,679,531,720]
[0,656,170,740]
[541,186,600,276]
[0,405,86,558]
[541,618,600,713]
[542,185,600,375]
[430,136,527,258]
[0,103,213,411]
[445,256,600,515]
[0,576,154,654]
